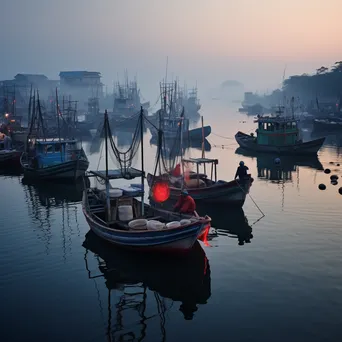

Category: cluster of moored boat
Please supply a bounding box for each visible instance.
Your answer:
[0,104,254,254]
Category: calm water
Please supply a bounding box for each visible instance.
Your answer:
[1,101,342,342]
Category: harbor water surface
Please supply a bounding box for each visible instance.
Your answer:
[1,102,342,342]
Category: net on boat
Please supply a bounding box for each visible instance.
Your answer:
[97,110,142,179]
[146,110,187,200]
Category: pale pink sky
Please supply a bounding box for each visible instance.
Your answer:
[1,0,341,98]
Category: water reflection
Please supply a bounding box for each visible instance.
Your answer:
[83,231,211,340]
[197,205,253,246]
[21,179,86,256]
[235,147,323,183]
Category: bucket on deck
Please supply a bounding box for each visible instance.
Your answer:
[118,205,133,221]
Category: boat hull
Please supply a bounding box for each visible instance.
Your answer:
[313,119,342,132]
[21,158,89,181]
[82,195,209,253]
[235,131,325,155]
[150,125,211,140]
[147,173,252,206]
[0,150,21,168]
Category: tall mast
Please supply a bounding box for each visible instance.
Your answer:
[104,110,111,222]
[140,106,145,216]
[27,85,32,129]
[55,88,62,161]
[104,110,109,178]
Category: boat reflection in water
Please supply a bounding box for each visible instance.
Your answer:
[150,198,253,246]
[21,177,89,205]
[83,231,211,340]
[235,147,323,183]
[21,177,87,256]
[197,204,253,246]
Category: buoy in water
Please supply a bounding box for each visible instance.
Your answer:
[324,169,331,174]
[318,184,326,190]
[339,187,342,195]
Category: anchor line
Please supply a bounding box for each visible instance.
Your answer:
[211,132,235,139]
[236,181,265,226]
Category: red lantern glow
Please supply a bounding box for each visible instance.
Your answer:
[152,182,170,203]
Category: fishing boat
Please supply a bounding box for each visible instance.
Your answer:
[20,89,89,181]
[112,75,147,118]
[147,157,253,206]
[313,116,342,131]
[21,138,89,180]
[149,112,211,140]
[82,108,211,253]
[236,115,325,155]
[149,81,210,140]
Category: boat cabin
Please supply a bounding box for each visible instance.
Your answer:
[29,138,82,167]
[256,116,300,146]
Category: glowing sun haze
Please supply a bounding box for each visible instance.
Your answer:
[1,0,341,97]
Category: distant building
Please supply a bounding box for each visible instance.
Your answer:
[59,71,103,110]
[0,74,59,115]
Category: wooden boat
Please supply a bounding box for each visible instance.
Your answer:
[313,116,342,131]
[83,109,211,253]
[235,115,325,155]
[21,138,89,180]
[147,157,253,206]
[0,134,21,168]
[149,113,211,140]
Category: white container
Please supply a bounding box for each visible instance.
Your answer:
[147,220,165,230]
[166,221,181,229]
[108,189,123,198]
[128,219,148,230]
[180,219,192,226]
[118,205,133,221]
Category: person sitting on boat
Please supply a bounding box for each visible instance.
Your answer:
[235,161,249,181]
[173,190,196,215]
[171,163,181,177]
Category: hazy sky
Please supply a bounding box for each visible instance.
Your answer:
[1,0,341,99]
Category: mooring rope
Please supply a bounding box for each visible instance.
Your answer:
[237,181,265,226]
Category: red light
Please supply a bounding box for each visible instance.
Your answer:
[151,182,170,203]
[198,225,211,247]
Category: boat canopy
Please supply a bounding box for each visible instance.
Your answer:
[182,157,218,165]
[87,167,144,180]
[182,158,218,182]
[34,138,78,145]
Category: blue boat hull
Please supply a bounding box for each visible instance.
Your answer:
[21,158,89,180]
[82,194,210,253]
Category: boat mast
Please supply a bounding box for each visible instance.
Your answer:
[55,88,63,161]
[140,106,145,216]
[180,107,185,189]
[104,110,111,221]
